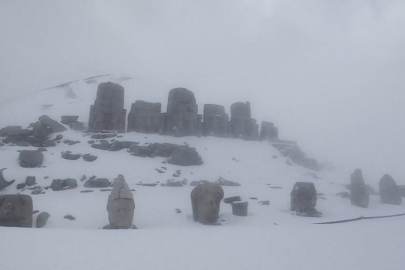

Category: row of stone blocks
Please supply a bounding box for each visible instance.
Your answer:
[88,82,279,140]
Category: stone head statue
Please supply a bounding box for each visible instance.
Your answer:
[191,183,224,225]
[107,175,135,229]
[0,194,33,228]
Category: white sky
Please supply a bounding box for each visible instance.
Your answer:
[0,0,404,178]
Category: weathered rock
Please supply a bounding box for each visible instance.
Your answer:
[17,183,26,190]
[88,82,126,132]
[0,195,33,227]
[336,192,350,198]
[69,122,85,131]
[127,101,162,133]
[91,140,111,151]
[290,182,322,217]
[230,102,259,140]
[32,122,52,138]
[379,174,402,205]
[108,141,136,151]
[107,175,135,229]
[19,150,44,168]
[217,177,241,187]
[63,140,80,146]
[83,154,98,162]
[64,215,75,221]
[259,121,278,141]
[350,169,369,208]
[61,116,79,125]
[36,212,50,228]
[259,200,270,205]
[191,183,224,225]
[43,140,57,147]
[0,126,31,137]
[231,201,248,216]
[25,176,36,186]
[84,178,110,188]
[202,104,230,137]
[272,143,322,171]
[61,151,82,160]
[51,178,78,191]
[164,88,199,137]
[223,196,242,204]
[161,180,183,187]
[399,185,405,198]
[39,115,67,133]
[168,146,203,166]
[0,168,15,190]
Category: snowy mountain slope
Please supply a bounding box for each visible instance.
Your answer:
[0,75,404,270]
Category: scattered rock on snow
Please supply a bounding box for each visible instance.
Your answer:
[19,150,44,168]
[231,201,249,216]
[36,212,50,228]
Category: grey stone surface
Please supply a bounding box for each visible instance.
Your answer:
[231,201,249,216]
[61,116,79,125]
[19,150,44,168]
[127,101,162,133]
[0,168,15,190]
[0,195,33,227]
[51,178,78,191]
[39,115,67,133]
[0,126,31,137]
[83,154,98,162]
[223,196,242,204]
[202,104,230,137]
[36,212,50,228]
[350,169,369,208]
[32,122,52,138]
[25,176,36,186]
[69,122,85,131]
[290,182,322,217]
[107,175,135,229]
[168,146,203,166]
[88,82,126,132]
[259,121,278,141]
[164,88,199,137]
[379,174,402,205]
[61,151,82,160]
[191,183,224,224]
[230,102,259,140]
[84,178,110,188]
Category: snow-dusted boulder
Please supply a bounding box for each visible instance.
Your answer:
[379,174,402,205]
[191,183,224,224]
[19,150,44,168]
[0,194,33,228]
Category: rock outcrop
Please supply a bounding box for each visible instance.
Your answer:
[89,82,126,132]
[0,195,33,227]
[290,182,322,217]
[191,183,224,224]
[259,121,278,141]
[168,146,203,166]
[230,102,259,140]
[162,88,199,137]
[202,104,230,137]
[379,174,402,205]
[106,175,135,229]
[350,169,369,208]
[127,101,161,133]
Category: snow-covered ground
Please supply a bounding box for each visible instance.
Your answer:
[0,75,404,270]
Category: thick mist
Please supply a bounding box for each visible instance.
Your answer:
[1,0,404,180]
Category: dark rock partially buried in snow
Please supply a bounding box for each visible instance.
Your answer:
[231,201,249,216]
[0,194,33,228]
[39,115,67,133]
[223,196,242,204]
[0,168,15,190]
[25,176,36,186]
[350,169,369,208]
[61,151,82,160]
[19,150,44,168]
[290,182,322,217]
[106,175,135,229]
[168,146,203,166]
[83,154,98,162]
[84,178,110,188]
[51,178,78,191]
[36,212,50,228]
[61,116,79,125]
[191,183,224,225]
[379,174,402,205]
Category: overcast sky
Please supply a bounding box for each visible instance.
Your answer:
[1,0,404,179]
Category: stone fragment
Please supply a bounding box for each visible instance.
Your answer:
[168,146,203,166]
[61,116,79,125]
[64,215,75,221]
[69,122,85,131]
[51,179,78,191]
[84,178,110,188]
[88,82,126,132]
[127,101,162,133]
[39,115,67,133]
[0,168,15,190]
[107,175,135,229]
[191,183,224,225]
[61,151,82,160]
[231,201,248,216]
[16,183,26,190]
[83,154,98,162]
[223,196,242,204]
[290,182,322,217]
[350,169,369,208]
[36,212,50,228]
[19,150,44,168]
[379,174,402,205]
[25,176,36,186]
[32,122,52,138]
[216,177,241,187]
[0,195,33,227]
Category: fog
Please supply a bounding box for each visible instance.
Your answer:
[1,0,404,179]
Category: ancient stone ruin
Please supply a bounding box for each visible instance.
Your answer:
[290,182,322,217]
[230,102,259,140]
[0,194,33,228]
[106,175,135,229]
[168,146,203,166]
[350,169,369,208]
[259,121,278,141]
[127,101,162,133]
[379,174,402,205]
[89,82,126,132]
[161,88,200,137]
[202,104,230,137]
[191,183,224,224]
